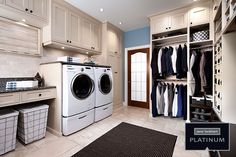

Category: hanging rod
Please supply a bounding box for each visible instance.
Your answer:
[190,45,213,50]
[155,40,187,47]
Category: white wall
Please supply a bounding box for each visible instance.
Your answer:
[0,47,88,78]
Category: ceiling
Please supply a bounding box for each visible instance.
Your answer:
[66,0,196,32]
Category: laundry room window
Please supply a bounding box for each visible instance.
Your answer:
[131,52,147,102]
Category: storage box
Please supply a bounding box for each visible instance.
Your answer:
[192,30,209,41]
[6,81,38,89]
[0,109,19,155]
[16,104,49,144]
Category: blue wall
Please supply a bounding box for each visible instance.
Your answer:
[124,27,150,48]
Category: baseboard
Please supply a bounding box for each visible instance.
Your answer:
[46,126,62,137]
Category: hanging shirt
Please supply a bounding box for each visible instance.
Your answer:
[176,45,183,79]
[172,86,178,117]
[158,48,163,76]
[161,48,168,77]
[151,48,160,79]
[156,83,162,115]
[168,83,175,116]
[172,47,178,74]
[164,84,169,117]
[189,51,196,96]
[200,52,207,92]
[176,85,183,117]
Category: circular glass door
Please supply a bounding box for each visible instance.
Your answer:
[99,74,112,95]
[71,74,93,99]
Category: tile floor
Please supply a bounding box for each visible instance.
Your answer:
[3,104,209,157]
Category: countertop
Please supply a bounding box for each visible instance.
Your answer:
[0,86,56,94]
[40,61,112,68]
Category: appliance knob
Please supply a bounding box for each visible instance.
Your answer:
[81,68,84,72]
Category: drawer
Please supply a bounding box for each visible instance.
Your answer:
[21,88,56,103]
[0,93,20,107]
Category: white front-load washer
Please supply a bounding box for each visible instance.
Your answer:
[93,66,113,122]
[62,64,95,135]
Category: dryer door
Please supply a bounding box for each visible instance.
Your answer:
[99,74,112,95]
[71,74,94,99]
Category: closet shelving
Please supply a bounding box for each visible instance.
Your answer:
[213,0,222,21]
[152,34,188,45]
[222,0,236,33]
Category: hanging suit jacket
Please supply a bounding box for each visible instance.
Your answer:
[176,45,183,79]
[151,83,158,117]
[161,48,168,77]
[166,46,174,76]
[168,83,175,116]
[181,45,188,78]
[151,48,159,79]
[204,51,213,95]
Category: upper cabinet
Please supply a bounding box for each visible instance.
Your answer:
[0,0,4,4]
[0,17,41,56]
[107,25,122,57]
[6,0,47,19]
[43,1,102,54]
[189,3,210,27]
[81,18,101,51]
[1,0,48,27]
[151,9,188,34]
[150,2,211,34]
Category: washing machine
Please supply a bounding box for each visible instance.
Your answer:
[93,66,113,122]
[62,64,95,135]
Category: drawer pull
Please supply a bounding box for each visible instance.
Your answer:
[78,115,87,119]
[39,94,42,97]
[103,107,108,110]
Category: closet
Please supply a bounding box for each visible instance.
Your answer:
[150,1,214,121]
[213,0,236,124]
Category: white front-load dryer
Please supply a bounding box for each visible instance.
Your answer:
[62,64,95,135]
[93,66,113,122]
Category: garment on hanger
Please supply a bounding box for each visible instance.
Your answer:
[168,83,175,116]
[158,48,163,77]
[192,50,202,97]
[182,85,188,120]
[200,51,207,92]
[151,48,159,79]
[172,86,178,117]
[151,83,158,117]
[176,85,183,117]
[172,47,177,74]
[176,45,183,79]
[161,48,168,77]
[164,84,169,117]
[182,44,188,78]
[204,51,213,95]
[189,51,196,96]
[166,46,174,76]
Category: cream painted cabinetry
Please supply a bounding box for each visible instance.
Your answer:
[5,0,47,20]
[107,26,122,56]
[151,10,188,34]
[0,17,40,56]
[189,3,210,26]
[81,18,101,52]
[0,93,20,107]
[0,0,4,4]
[43,0,102,54]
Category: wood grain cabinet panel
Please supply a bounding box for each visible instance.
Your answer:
[21,89,56,103]
[0,93,20,107]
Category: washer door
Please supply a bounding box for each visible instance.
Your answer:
[99,74,112,95]
[71,74,94,100]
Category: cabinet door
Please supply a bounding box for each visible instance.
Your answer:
[107,28,120,56]
[68,11,80,47]
[91,23,101,52]
[52,3,68,44]
[81,18,92,50]
[169,12,188,30]
[5,0,28,12]
[0,0,4,4]
[28,0,47,20]
[151,16,169,34]
[189,4,210,26]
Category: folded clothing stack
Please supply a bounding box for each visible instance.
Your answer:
[6,81,38,89]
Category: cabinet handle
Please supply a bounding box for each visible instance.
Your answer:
[39,94,42,97]
[166,28,168,30]
[169,27,171,29]
[78,115,87,119]
[70,41,72,43]
[25,8,28,12]
[115,72,118,74]
[30,10,33,13]
[67,40,69,43]
[190,22,193,25]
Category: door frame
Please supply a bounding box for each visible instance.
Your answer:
[124,45,151,109]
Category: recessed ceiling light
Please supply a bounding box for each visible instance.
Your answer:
[119,22,122,25]
[86,52,89,54]
[61,47,65,49]
[193,0,199,2]
[21,19,26,22]
[100,8,104,12]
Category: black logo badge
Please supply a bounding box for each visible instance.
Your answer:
[186,123,230,150]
